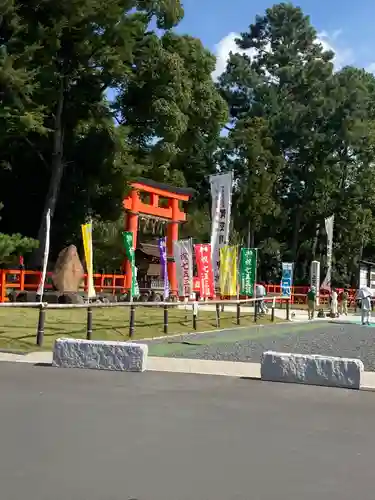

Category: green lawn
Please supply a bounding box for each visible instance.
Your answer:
[0,306,281,352]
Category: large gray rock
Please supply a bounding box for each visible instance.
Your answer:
[52,245,84,293]
[52,338,148,372]
[261,351,364,389]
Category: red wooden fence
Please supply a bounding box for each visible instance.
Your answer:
[0,268,358,304]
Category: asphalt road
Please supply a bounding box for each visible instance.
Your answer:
[147,321,375,370]
[1,363,375,500]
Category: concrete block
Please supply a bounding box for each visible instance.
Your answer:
[261,351,364,389]
[52,338,148,372]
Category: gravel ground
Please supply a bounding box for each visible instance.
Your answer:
[146,321,375,370]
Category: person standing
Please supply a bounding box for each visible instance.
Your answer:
[307,286,316,320]
[361,294,372,326]
[330,288,338,317]
[339,289,349,315]
[256,283,267,314]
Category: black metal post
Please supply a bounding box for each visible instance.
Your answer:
[215,303,221,328]
[236,302,241,325]
[192,312,197,330]
[163,305,168,334]
[271,301,275,322]
[254,300,258,323]
[192,301,198,331]
[86,306,93,340]
[286,298,290,321]
[129,304,135,338]
[36,305,45,347]
[184,300,188,322]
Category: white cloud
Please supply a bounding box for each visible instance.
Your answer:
[212,32,256,80]
[212,29,353,80]
[331,29,343,41]
[366,62,375,74]
[316,31,353,70]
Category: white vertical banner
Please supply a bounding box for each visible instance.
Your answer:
[173,238,193,297]
[37,209,51,300]
[310,260,321,305]
[210,189,222,261]
[209,171,233,285]
[321,214,334,292]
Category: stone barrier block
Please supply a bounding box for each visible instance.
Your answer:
[261,351,364,389]
[52,338,148,372]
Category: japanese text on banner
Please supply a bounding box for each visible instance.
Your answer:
[210,172,233,285]
[122,231,136,298]
[281,262,293,297]
[194,243,215,299]
[173,239,193,297]
[239,248,257,296]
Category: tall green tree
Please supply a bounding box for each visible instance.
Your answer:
[116,32,228,199]
[0,0,46,145]
[218,3,340,276]
[220,116,283,247]
[0,204,38,264]
[1,0,183,264]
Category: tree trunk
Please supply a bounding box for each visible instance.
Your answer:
[246,220,255,248]
[311,222,320,260]
[359,211,367,263]
[291,205,302,261]
[31,77,66,267]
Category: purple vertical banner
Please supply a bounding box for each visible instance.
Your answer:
[158,237,169,299]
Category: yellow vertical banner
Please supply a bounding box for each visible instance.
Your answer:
[219,245,237,296]
[81,222,96,299]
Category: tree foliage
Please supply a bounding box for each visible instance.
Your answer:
[0,204,38,264]
[0,0,224,264]
[2,0,375,286]
[218,2,375,285]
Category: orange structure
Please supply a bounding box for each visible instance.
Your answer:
[123,178,194,294]
[0,269,128,302]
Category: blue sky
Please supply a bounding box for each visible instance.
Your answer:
[175,0,375,77]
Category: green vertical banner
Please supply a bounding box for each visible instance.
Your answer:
[122,231,136,298]
[240,248,257,296]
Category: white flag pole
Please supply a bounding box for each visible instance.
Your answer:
[37,209,51,302]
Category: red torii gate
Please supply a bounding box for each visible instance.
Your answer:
[123,178,194,294]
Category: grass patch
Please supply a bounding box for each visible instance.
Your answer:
[0,306,282,353]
